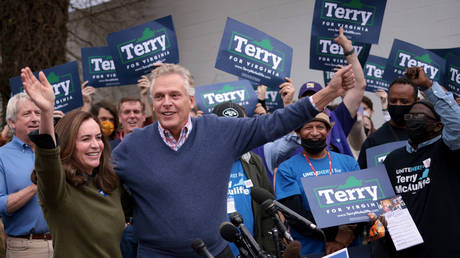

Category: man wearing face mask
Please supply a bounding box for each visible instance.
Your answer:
[275,112,360,256]
[357,77,419,169]
[373,67,460,258]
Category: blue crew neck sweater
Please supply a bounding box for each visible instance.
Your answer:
[113,97,318,257]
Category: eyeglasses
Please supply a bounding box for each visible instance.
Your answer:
[404,113,437,121]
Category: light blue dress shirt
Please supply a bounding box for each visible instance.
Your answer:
[0,135,48,236]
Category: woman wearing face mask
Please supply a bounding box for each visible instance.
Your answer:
[21,67,124,258]
[90,102,119,141]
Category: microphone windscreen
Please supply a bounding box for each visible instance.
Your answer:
[251,187,275,204]
[219,222,239,242]
[191,238,205,251]
[282,240,301,258]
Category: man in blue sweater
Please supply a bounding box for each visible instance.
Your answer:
[112,63,356,257]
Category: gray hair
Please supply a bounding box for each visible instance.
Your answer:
[6,92,31,131]
[149,64,195,97]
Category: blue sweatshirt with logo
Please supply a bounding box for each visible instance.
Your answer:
[112,96,319,257]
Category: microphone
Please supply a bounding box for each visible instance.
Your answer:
[191,238,214,258]
[282,240,301,258]
[251,187,321,233]
[229,212,268,258]
[219,222,251,257]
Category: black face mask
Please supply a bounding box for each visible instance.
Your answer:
[406,118,438,144]
[388,104,413,125]
[301,138,327,154]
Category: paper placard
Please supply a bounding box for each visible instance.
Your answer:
[81,46,121,87]
[107,15,178,84]
[9,62,82,113]
[312,0,387,44]
[215,17,293,88]
[301,165,395,228]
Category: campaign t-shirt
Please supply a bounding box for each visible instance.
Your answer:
[227,160,254,256]
[276,151,360,255]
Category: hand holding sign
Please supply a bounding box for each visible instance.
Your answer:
[405,66,433,90]
[137,75,150,97]
[279,77,295,106]
[81,81,96,112]
[21,67,55,113]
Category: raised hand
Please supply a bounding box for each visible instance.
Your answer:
[81,81,96,105]
[376,89,388,110]
[137,75,150,97]
[279,77,295,106]
[328,64,355,97]
[405,66,432,90]
[334,27,353,53]
[21,67,55,113]
[257,85,267,101]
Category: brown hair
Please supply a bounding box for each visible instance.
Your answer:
[55,110,119,193]
[118,96,145,114]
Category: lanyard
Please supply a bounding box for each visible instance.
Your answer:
[302,151,332,176]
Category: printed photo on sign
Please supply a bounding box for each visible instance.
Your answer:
[215,17,293,88]
[366,140,407,168]
[383,39,446,85]
[311,0,387,44]
[9,61,82,113]
[81,46,121,87]
[107,15,178,85]
[446,54,460,98]
[301,165,395,228]
[194,80,257,116]
[364,55,390,92]
[309,33,371,71]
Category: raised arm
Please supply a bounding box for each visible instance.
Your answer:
[313,64,355,110]
[406,67,460,150]
[138,75,153,118]
[335,27,366,118]
[80,81,96,112]
[21,67,56,145]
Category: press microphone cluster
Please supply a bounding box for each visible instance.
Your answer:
[220,212,272,258]
[251,187,326,243]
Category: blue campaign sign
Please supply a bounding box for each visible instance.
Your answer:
[215,17,293,88]
[364,55,390,92]
[107,15,178,85]
[9,62,82,113]
[366,140,407,168]
[446,55,460,98]
[301,165,395,228]
[245,79,284,112]
[383,39,446,85]
[195,80,258,116]
[309,33,371,71]
[81,46,121,87]
[311,0,387,44]
[428,47,460,59]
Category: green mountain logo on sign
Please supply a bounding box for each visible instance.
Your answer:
[89,56,115,74]
[117,27,170,64]
[314,176,385,208]
[47,72,74,98]
[201,84,248,108]
[321,0,376,26]
[395,50,440,80]
[228,32,285,71]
